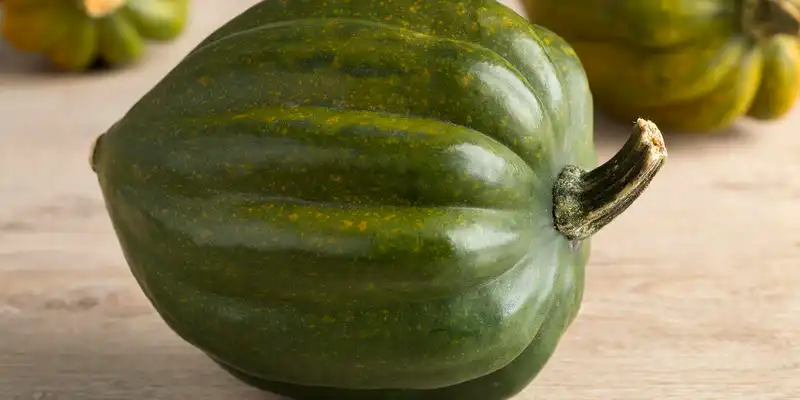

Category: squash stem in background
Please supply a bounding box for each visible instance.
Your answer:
[82,0,126,18]
[552,119,667,241]
[743,0,800,38]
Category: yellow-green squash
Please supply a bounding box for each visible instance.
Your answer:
[523,0,800,133]
[1,0,188,71]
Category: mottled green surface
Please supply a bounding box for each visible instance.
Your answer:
[524,0,800,133]
[91,1,596,399]
[1,0,188,71]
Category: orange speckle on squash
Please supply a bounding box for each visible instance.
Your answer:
[197,76,214,86]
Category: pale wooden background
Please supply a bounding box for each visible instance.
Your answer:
[1,1,799,399]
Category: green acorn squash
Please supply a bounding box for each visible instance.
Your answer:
[89,1,667,399]
[523,0,800,133]
[0,0,188,71]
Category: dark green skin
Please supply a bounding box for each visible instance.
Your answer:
[91,1,596,399]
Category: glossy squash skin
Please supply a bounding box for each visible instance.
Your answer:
[0,0,188,71]
[90,1,600,399]
[523,0,800,133]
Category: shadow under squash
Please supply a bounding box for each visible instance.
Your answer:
[0,39,122,82]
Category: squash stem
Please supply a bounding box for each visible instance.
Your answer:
[82,0,126,18]
[552,118,667,241]
[743,0,800,38]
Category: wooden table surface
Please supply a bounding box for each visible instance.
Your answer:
[2,1,799,399]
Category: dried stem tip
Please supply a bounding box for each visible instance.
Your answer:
[553,118,667,241]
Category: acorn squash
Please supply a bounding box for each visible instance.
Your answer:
[89,1,668,399]
[0,0,188,71]
[523,0,800,133]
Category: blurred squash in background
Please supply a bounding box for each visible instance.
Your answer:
[0,0,189,71]
[523,0,800,133]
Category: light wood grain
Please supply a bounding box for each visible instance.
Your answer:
[2,1,800,399]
